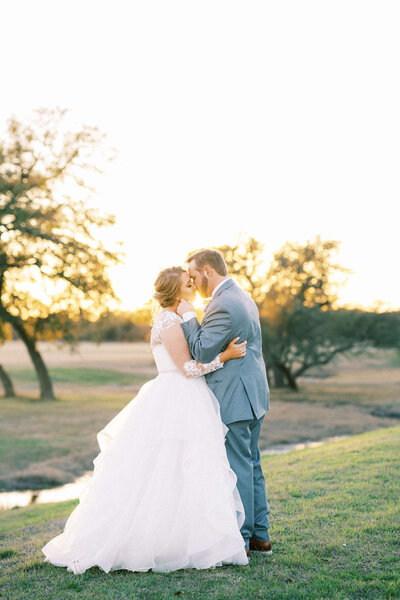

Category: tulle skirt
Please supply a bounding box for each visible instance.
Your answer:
[41,372,248,574]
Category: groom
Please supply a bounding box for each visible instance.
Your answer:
[177,248,271,557]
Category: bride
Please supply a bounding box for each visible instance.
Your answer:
[42,266,249,574]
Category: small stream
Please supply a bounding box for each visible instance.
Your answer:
[0,472,93,512]
[261,434,349,455]
[0,435,348,512]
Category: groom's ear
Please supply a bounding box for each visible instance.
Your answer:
[203,265,213,278]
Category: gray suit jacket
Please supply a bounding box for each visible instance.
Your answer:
[180,278,270,425]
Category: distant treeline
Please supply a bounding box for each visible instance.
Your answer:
[78,310,152,343]
[5,307,154,344]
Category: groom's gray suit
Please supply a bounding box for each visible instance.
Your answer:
[180,278,270,548]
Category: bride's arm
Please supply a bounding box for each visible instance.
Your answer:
[160,325,246,377]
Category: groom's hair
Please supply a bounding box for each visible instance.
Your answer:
[187,249,228,276]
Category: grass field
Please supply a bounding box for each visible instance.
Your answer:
[0,427,399,600]
[0,342,399,492]
[7,367,149,387]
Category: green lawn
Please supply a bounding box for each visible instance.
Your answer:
[8,367,149,386]
[1,426,399,600]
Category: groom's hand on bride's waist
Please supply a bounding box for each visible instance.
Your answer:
[177,299,196,320]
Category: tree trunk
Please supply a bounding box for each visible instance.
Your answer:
[264,354,284,389]
[284,370,298,391]
[0,364,16,397]
[272,365,286,388]
[278,364,299,390]
[11,321,56,400]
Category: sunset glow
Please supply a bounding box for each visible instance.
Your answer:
[1,1,399,312]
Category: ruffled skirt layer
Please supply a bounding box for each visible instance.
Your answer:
[42,372,248,574]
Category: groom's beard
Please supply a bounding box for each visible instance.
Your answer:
[198,275,209,298]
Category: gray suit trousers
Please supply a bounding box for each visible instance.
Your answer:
[224,413,270,548]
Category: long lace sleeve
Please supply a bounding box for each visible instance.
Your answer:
[155,310,225,378]
[183,355,224,377]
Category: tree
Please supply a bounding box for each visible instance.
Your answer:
[258,236,352,389]
[217,235,400,390]
[260,304,400,390]
[217,234,268,305]
[0,108,123,399]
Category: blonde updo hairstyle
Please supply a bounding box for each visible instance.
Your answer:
[153,266,185,308]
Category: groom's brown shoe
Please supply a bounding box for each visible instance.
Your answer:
[249,538,272,554]
[246,548,250,557]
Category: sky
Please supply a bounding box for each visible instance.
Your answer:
[1,0,399,310]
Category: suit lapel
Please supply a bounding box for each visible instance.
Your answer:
[212,278,234,300]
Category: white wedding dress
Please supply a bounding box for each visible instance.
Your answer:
[42,310,248,574]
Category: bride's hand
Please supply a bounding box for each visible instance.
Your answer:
[177,299,196,317]
[220,337,247,362]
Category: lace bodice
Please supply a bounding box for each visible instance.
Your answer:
[150,310,182,347]
[150,309,224,377]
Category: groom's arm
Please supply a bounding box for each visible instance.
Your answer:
[180,304,233,363]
